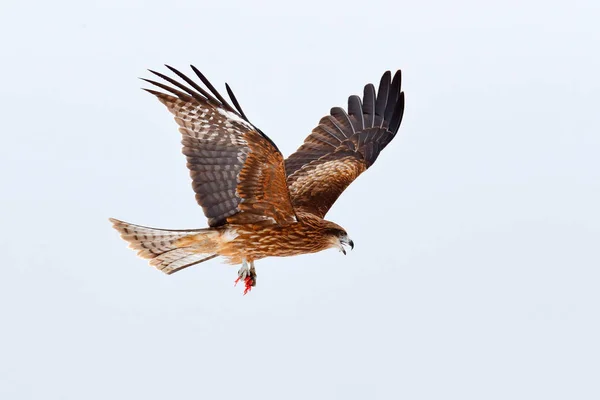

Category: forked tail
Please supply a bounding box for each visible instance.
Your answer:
[109,218,218,274]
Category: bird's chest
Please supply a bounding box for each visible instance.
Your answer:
[221,223,326,260]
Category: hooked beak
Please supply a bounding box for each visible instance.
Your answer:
[339,237,354,255]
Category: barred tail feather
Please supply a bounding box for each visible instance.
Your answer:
[109,218,218,274]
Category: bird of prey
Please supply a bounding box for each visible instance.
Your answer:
[110,65,404,294]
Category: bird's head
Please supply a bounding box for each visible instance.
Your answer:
[323,222,354,255]
[337,230,354,255]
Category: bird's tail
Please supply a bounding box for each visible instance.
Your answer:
[109,218,219,274]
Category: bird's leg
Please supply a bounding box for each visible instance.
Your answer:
[234,259,257,295]
[249,261,257,287]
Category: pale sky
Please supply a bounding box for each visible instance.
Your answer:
[1,0,599,399]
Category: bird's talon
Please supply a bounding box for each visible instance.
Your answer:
[237,260,256,294]
[242,276,254,295]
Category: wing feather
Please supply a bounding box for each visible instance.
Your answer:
[165,64,221,106]
[320,116,348,142]
[347,95,364,133]
[385,70,402,124]
[225,83,249,121]
[330,107,355,137]
[374,71,391,127]
[362,83,376,128]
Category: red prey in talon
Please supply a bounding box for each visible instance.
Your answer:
[235,260,256,295]
[234,276,254,295]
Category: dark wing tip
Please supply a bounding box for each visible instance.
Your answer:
[389,91,405,135]
[141,87,164,97]
[189,66,225,101]
[375,71,392,120]
[388,70,404,135]
[141,65,255,123]
[384,70,402,123]
[380,71,392,87]
[362,83,376,128]
[225,82,249,121]
[347,94,364,132]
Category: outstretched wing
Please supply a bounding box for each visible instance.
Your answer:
[285,70,405,218]
[144,65,297,227]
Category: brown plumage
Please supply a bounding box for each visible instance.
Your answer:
[110,65,405,294]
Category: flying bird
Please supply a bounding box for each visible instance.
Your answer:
[110,65,405,294]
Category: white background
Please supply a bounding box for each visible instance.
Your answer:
[1,0,599,398]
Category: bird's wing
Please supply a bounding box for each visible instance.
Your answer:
[144,65,297,227]
[285,70,405,218]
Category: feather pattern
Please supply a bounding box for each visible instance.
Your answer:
[285,70,404,218]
